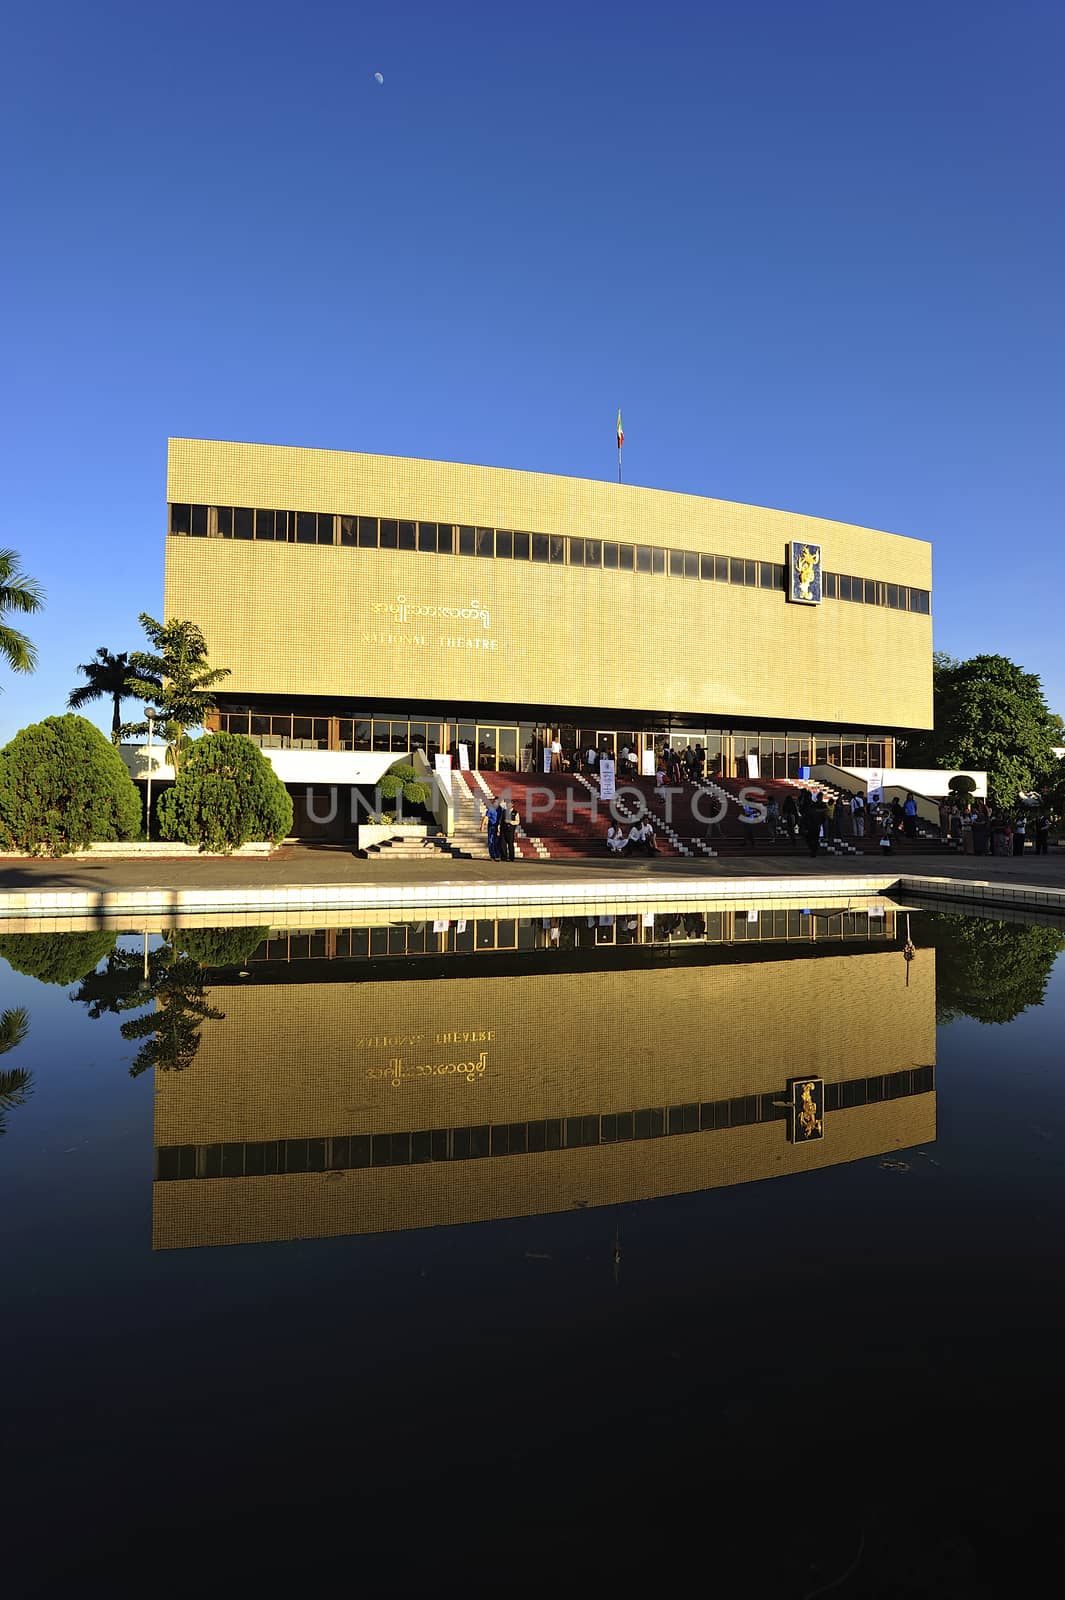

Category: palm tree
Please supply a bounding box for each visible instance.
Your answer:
[0,1005,32,1137]
[68,647,137,744]
[126,615,230,774]
[0,548,44,683]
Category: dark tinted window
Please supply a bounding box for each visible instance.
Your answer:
[417,522,436,552]
[190,504,208,538]
[398,520,416,550]
[358,516,378,547]
[532,533,550,563]
[670,549,685,577]
[437,523,454,554]
[684,550,699,578]
[379,519,398,549]
[636,544,652,573]
[570,539,585,566]
[602,541,618,569]
[339,516,356,546]
[169,503,191,535]
[495,528,513,559]
[216,506,233,537]
[476,526,494,557]
[715,555,729,582]
[513,530,529,560]
[652,547,665,574]
[584,539,601,567]
[618,543,634,570]
[296,511,317,544]
[458,525,475,556]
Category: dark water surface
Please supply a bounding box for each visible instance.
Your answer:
[2,904,1064,1597]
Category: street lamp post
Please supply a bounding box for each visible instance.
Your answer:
[144,707,158,841]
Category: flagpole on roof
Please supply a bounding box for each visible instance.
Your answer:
[616,408,624,484]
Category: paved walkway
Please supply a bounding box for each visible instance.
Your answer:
[1,842,1063,895]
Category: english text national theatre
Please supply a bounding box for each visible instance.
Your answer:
[164,439,933,819]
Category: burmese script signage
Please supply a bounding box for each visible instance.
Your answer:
[363,593,499,652]
[357,1028,494,1088]
[368,1051,488,1088]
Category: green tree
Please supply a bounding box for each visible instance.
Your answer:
[0,930,116,985]
[156,731,292,852]
[0,1005,32,1137]
[0,714,141,855]
[0,548,44,684]
[901,653,1058,805]
[379,761,432,811]
[67,647,138,745]
[126,615,230,774]
[928,914,1065,1025]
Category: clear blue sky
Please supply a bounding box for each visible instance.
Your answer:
[1,0,1062,743]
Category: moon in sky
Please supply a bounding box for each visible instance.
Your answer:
[373,71,384,84]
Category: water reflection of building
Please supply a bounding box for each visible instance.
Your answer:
[153,913,936,1250]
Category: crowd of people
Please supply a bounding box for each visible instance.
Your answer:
[481,770,1055,863]
[936,798,1051,856]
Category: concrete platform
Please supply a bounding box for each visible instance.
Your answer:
[0,843,1063,922]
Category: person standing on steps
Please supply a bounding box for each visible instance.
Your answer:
[804,794,825,858]
[481,799,501,861]
[498,803,516,861]
[903,792,918,841]
[850,790,865,839]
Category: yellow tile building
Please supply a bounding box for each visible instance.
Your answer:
[164,438,932,788]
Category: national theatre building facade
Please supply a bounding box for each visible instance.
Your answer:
[164,438,933,795]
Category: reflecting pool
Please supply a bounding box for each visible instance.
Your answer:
[2,901,1064,1596]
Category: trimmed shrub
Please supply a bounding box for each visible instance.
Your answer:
[379,761,432,809]
[156,732,293,852]
[947,775,977,797]
[0,930,117,985]
[0,714,140,855]
[175,926,270,968]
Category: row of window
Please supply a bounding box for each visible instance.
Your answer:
[169,503,932,614]
[233,908,897,966]
[155,1065,936,1181]
[208,710,894,775]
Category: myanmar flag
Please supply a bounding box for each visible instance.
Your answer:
[616,408,624,449]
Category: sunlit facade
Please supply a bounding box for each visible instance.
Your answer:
[164,438,933,793]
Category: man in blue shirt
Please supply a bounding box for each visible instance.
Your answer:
[482,801,501,860]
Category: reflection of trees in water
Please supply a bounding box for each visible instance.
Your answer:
[0,931,116,985]
[928,915,1065,1025]
[69,926,268,1077]
[0,1005,31,1136]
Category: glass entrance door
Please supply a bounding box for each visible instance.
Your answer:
[473,725,519,771]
